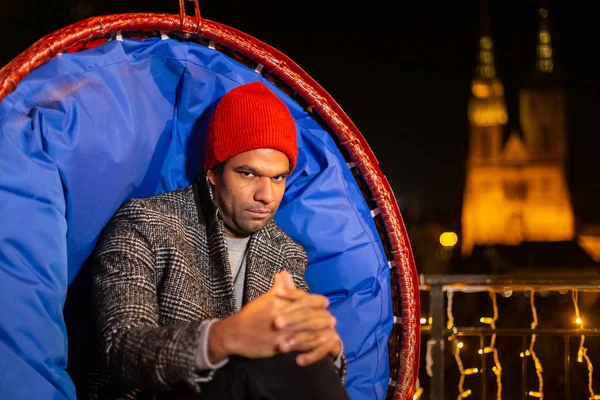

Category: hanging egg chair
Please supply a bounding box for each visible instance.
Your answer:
[0,1,420,399]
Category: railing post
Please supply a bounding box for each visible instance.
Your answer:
[522,335,528,400]
[564,334,570,400]
[430,284,445,400]
[480,333,487,400]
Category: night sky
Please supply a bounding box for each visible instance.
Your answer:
[2,0,600,226]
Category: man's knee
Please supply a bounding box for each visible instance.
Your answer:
[233,351,334,375]
[230,352,348,400]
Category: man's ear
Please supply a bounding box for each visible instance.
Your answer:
[206,168,217,186]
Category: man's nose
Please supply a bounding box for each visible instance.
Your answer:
[254,178,275,204]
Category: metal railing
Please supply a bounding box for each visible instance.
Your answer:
[416,274,600,400]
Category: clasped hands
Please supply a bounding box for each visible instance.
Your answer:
[208,270,342,367]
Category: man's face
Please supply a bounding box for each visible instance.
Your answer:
[207,148,291,238]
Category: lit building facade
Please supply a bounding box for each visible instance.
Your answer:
[461,5,574,256]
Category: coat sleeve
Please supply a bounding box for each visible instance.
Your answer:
[281,246,348,384]
[91,203,214,392]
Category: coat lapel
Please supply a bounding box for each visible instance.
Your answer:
[193,174,236,318]
[243,221,285,305]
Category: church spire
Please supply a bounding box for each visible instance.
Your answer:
[468,2,507,128]
[475,9,496,79]
[536,0,554,73]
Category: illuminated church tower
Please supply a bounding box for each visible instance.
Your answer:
[461,2,574,256]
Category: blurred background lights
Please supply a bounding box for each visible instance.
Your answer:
[440,232,458,247]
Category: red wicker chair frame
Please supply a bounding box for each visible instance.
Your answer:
[0,1,420,398]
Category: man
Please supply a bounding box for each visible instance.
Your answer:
[88,82,349,399]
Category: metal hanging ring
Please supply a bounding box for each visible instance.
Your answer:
[179,0,202,33]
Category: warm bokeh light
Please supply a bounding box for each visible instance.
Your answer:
[472,82,491,98]
[578,235,600,262]
[439,232,458,247]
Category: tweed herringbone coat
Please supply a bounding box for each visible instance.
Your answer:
[86,176,346,399]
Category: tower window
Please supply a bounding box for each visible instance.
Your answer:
[541,178,550,192]
[529,96,537,113]
[540,125,550,152]
[481,133,491,159]
[504,180,528,200]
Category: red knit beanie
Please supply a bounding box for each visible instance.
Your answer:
[204,82,298,171]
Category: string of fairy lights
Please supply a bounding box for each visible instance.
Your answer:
[415,288,599,400]
[522,289,543,398]
[572,290,600,400]
[479,291,502,400]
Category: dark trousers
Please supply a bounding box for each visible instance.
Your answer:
[200,352,350,400]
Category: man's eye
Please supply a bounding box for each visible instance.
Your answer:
[272,176,285,182]
[241,171,255,178]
